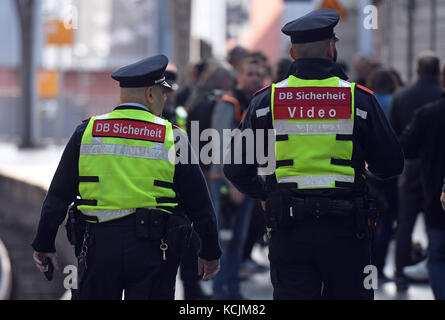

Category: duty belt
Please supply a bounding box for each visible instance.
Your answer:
[287,196,362,220]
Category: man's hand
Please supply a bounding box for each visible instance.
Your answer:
[197,257,220,281]
[260,200,266,211]
[441,192,445,211]
[33,251,59,273]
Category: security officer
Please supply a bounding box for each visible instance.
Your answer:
[32,54,221,300]
[223,9,404,300]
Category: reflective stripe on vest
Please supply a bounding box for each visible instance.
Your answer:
[80,142,172,161]
[271,76,356,189]
[276,175,355,188]
[78,107,177,222]
[81,207,155,223]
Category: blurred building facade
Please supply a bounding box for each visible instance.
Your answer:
[0,0,174,144]
[0,0,444,144]
[374,0,445,83]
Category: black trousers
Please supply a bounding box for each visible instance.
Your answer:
[395,160,424,275]
[179,230,201,283]
[268,215,374,300]
[370,176,398,274]
[73,220,180,300]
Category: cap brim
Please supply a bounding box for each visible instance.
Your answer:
[159,80,172,90]
[165,80,178,91]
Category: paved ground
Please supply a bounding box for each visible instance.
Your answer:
[177,236,434,300]
[0,199,73,299]
[0,141,436,300]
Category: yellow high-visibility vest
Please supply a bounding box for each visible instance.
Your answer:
[78,106,177,222]
[271,76,357,189]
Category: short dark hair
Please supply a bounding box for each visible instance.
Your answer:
[366,68,399,95]
[239,53,266,74]
[417,53,440,77]
[228,46,248,66]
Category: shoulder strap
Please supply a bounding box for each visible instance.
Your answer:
[254,85,271,96]
[356,84,374,95]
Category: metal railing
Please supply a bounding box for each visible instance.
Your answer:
[0,238,12,300]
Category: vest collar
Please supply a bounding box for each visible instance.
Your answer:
[115,102,152,112]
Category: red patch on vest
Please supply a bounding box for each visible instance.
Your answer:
[273,87,351,120]
[357,84,374,95]
[92,119,166,142]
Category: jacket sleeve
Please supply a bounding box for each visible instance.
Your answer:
[359,91,404,179]
[173,129,222,261]
[223,91,271,200]
[31,123,86,252]
[388,94,403,136]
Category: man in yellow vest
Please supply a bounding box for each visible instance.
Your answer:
[223,9,404,299]
[31,54,221,299]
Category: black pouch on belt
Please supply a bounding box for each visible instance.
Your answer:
[165,214,193,257]
[65,204,87,246]
[265,186,293,229]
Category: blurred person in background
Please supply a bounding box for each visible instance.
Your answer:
[400,64,445,299]
[352,53,374,86]
[389,52,442,291]
[365,68,400,282]
[185,59,231,112]
[227,45,249,78]
[176,61,206,107]
[163,68,188,131]
[186,62,235,180]
[366,69,398,116]
[250,51,272,86]
[271,57,293,83]
[239,52,272,278]
[388,68,405,88]
[210,53,266,299]
[162,67,211,300]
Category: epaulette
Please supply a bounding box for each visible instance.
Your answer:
[254,85,271,97]
[356,84,374,95]
[82,117,91,123]
[173,124,186,132]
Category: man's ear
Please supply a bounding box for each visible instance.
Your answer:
[289,47,296,60]
[145,86,153,103]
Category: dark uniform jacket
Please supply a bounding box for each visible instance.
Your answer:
[400,93,445,230]
[32,104,222,261]
[223,58,404,200]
